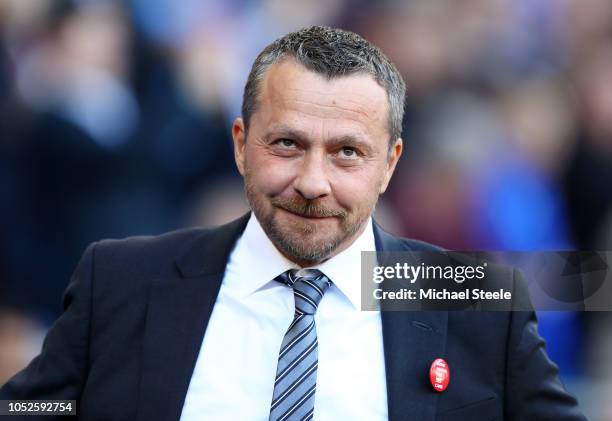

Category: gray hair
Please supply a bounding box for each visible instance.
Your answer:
[241,25,406,146]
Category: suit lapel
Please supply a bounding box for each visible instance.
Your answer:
[374,223,449,421]
[136,213,250,421]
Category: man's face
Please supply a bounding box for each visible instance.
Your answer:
[232,59,402,266]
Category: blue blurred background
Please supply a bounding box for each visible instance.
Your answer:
[0,0,611,418]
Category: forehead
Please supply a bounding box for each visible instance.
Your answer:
[255,59,389,139]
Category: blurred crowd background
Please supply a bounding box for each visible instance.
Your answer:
[0,0,611,418]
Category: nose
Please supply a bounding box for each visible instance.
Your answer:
[292,152,332,200]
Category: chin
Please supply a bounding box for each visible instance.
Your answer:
[287,220,340,240]
[283,243,337,265]
[272,229,342,263]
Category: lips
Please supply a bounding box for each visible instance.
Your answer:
[277,206,334,219]
[270,195,346,219]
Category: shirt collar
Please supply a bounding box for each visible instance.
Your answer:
[235,213,375,310]
[234,213,296,298]
[316,218,375,310]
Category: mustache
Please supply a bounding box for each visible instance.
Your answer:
[271,196,347,218]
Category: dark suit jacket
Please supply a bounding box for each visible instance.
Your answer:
[1,213,585,420]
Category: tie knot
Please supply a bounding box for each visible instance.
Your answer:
[275,269,332,314]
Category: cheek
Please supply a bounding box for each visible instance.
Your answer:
[246,149,296,194]
[332,167,384,210]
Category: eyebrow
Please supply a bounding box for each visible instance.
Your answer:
[265,124,375,155]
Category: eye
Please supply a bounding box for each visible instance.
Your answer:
[339,147,358,158]
[277,138,296,148]
[269,138,300,157]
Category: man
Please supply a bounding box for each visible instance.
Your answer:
[1,26,584,420]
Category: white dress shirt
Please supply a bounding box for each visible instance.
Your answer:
[180,214,388,421]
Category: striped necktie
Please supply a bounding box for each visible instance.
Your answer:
[269,268,333,421]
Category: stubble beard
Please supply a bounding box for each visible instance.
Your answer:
[244,176,373,265]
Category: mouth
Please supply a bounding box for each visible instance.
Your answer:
[277,206,335,220]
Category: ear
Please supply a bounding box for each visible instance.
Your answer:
[232,117,247,176]
[379,138,403,194]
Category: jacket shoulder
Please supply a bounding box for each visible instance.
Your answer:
[96,227,209,257]
[398,237,446,252]
[93,227,208,277]
[373,222,446,252]
[91,213,250,280]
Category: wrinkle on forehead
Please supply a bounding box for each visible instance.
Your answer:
[289,95,378,122]
[257,60,390,139]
